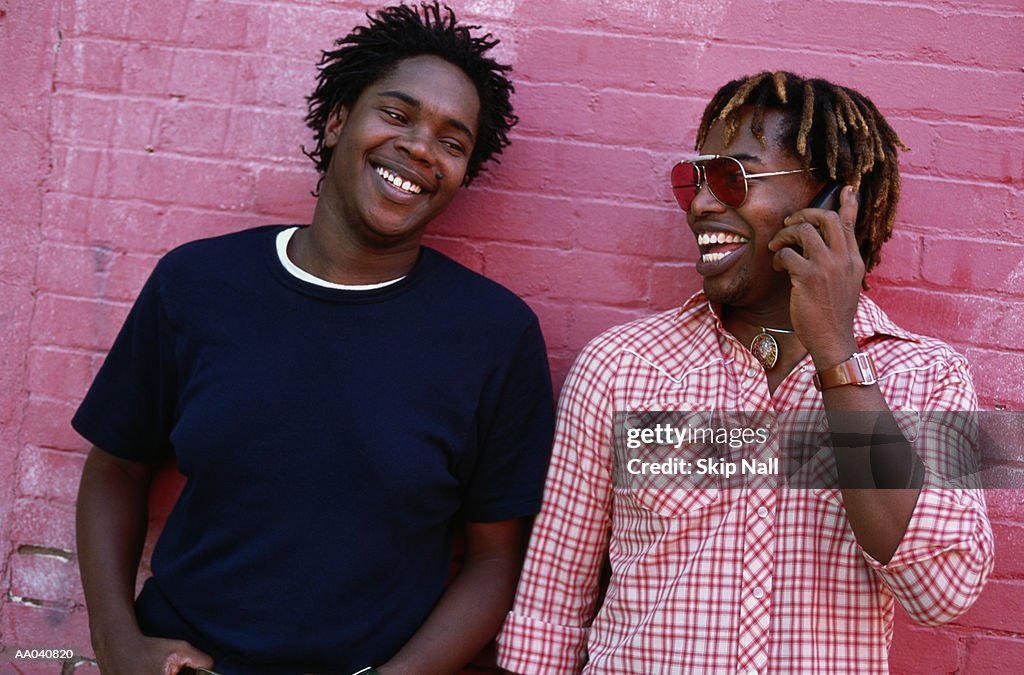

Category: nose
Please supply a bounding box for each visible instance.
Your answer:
[395,124,435,166]
[688,179,726,217]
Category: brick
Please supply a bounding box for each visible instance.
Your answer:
[51,93,116,146]
[852,60,1023,124]
[252,167,318,218]
[162,206,258,247]
[9,499,76,553]
[54,39,124,91]
[493,137,664,204]
[650,263,702,313]
[181,0,256,50]
[922,238,1024,294]
[870,288,1020,352]
[17,445,86,504]
[264,4,366,58]
[429,191,574,248]
[869,231,922,285]
[941,13,1024,71]
[80,198,169,254]
[31,293,130,353]
[990,522,1024,579]
[21,396,90,453]
[985,489,1024,521]
[167,50,240,102]
[567,305,650,354]
[25,347,95,403]
[0,601,92,663]
[108,152,256,210]
[932,123,1024,186]
[965,349,1024,411]
[233,54,311,109]
[53,146,108,197]
[889,614,965,674]
[121,42,174,97]
[227,108,307,161]
[40,193,92,243]
[891,118,938,174]
[35,242,108,297]
[591,89,705,152]
[513,82,599,140]
[155,101,231,155]
[950,579,1024,632]
[111,97,160,150]
[966,636,1024,673]
[125,0,188,42]
[71,0,128,38]
[9,549,78,606]
[578,202,692,260]
[482,243,650,307]
[516,29,700,93]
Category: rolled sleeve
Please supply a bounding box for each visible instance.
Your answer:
[497,611,589,674]
[863,488,994,625]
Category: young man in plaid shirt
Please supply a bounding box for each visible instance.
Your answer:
[496,72,993,674]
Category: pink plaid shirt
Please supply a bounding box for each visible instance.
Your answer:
[497,292,993,674]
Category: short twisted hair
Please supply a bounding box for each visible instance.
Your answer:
[304,1,517,190]
[697,71,907,274]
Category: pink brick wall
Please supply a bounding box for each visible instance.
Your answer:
[1,0,1021,671]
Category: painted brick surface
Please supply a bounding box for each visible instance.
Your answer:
[1,0,1021,671]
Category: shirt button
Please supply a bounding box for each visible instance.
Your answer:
[752,587,765,599]
[757,506,769,518]
[747,367,758,377]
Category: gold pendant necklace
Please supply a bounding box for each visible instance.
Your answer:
[749,326,795,370]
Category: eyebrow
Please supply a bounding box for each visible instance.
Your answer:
[376,90,476,143]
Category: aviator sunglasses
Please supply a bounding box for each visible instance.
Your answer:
[670,154,815,211]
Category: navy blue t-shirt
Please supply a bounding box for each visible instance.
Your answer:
[72,225,555,674]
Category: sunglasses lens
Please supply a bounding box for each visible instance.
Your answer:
[705,157,746,207]
[670,162,699,211]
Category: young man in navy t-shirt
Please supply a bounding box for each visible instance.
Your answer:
[73,4,554,673]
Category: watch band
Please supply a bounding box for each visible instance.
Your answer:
[813,352,878,391]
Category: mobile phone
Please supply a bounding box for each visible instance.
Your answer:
[809,181,842,210]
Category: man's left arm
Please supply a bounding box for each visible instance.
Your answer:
[378,519,527,675]
[771,186,993,622]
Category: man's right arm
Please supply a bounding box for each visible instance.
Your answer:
[76,446,213,675]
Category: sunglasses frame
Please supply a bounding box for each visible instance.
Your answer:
[671,154,816,211]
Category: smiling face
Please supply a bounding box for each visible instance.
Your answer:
[318,54,480,249]
[687,107,823,314]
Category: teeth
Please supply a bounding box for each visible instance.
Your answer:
[697,232,748,246]
[701,251,731,263]
[375,166,423,194]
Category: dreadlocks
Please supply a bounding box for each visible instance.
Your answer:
[304,2,517,191]
[696,71,907,274]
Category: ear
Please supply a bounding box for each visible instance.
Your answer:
[324,105,349,149]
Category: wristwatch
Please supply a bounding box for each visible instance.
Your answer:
[813,352,878,391]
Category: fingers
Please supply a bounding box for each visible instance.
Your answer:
[164,642,215,675]
[768,220,828,258]
[837,185,860,249]
[771,244,811,276]
[772,184,860,257]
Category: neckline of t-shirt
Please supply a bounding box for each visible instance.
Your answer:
[275,226,406,291]
[265,225,430,302]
